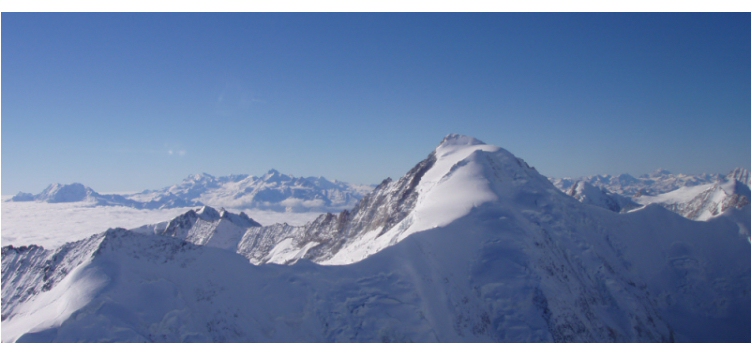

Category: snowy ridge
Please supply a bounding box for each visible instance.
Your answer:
[2,134,750,342]
[132,206,261,252]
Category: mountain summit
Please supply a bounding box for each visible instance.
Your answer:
[2,135,749,342]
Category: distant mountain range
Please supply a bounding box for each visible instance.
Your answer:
[551,168,751,222]
[9,170,374,213]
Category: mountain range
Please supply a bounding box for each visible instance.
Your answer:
[552,168,751,223]
[9,171,373,213]
[2,134,749,342]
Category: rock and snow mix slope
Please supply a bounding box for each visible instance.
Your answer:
[2,135,749,342]
[132,206,261,252]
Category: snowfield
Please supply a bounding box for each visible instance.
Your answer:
[1,134,749,342]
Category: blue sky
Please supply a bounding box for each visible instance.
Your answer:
[1,13,750,194]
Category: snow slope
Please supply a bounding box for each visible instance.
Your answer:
[2,134,749,342]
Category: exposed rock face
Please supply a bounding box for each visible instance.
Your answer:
[238,152,436,264]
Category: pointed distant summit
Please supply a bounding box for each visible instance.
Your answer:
[38,183,96,203]
[261,168,291,183]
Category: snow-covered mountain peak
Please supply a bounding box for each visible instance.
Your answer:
[20,182,99,203]
[438,133,486,149]
[43,183,93,200]
[321,137,550,265]
[261,169,293,184]
[219,209,261,228]
[196,206,221,221]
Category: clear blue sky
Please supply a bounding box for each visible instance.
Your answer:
[2,13,750,194]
